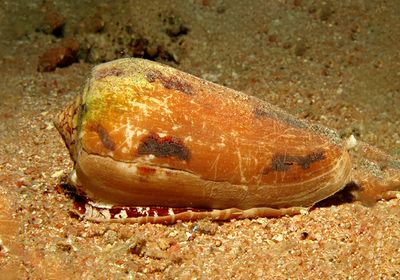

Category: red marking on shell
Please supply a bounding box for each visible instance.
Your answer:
[107,206,208,218]
[137,133,191,161]
[73,200,87,215]
[70,195,212,221]
[138,166,156,175]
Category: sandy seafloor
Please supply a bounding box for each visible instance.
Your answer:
[0,0,399,279]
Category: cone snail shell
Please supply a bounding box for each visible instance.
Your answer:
[55,58,354,223]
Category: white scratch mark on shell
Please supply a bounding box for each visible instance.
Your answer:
[209,153,221,180]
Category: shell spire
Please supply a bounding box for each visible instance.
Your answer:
[54,94,82,161]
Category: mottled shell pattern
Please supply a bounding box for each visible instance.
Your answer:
[55,58,382,223]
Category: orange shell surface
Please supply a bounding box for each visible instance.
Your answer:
[57,58,352,210]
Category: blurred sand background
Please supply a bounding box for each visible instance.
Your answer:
[0,0,399,279]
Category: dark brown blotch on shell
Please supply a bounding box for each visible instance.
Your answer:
[79,103,87,120]
[263,151,325,173]
[89,124,116,151]
[137,133,191,161]
[146,69,193,95]
[254,107,307,129]
[95,67,124,79]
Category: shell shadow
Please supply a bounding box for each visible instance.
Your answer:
[314,182,360,208]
